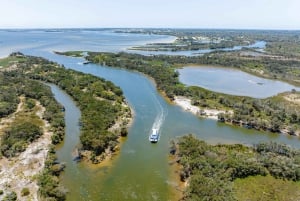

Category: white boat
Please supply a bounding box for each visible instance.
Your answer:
[149,129,159,143]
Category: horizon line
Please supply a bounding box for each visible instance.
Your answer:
[0,27,300,31]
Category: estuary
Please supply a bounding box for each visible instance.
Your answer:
[1,29,300,200]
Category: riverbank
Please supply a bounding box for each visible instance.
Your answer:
[174,96,231,120]
[173,94,300,137]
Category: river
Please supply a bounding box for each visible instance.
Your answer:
[41,52,300,201]
[0,29,300,200]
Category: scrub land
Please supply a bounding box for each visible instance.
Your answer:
[0,53,132,201]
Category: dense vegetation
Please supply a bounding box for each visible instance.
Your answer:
[7,54,131,162]
[1,122,42,157]
[87,52,181,97]
[0,62,66,200]
[1,53,129,200]
[19,80,65,145]
[38,145,67,201]
[174,135,300,200]
[234,175,300,201]
[85,51,300,135]
[0,73,20,118]
[0,71,65,156]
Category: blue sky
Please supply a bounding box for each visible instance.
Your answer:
[0,0,299,29]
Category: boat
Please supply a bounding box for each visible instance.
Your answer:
[83,61,91,65]
[149,128,159,143]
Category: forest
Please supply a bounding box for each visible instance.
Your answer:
[0,70,65,157]
[173,135,300,200]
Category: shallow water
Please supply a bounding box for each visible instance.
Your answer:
[178,66,300,98]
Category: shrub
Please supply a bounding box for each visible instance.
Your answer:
[0,122,42,157]
[2,191,17,201]
[21,188,30,196]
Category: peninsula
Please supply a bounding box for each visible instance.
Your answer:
[0,53,132,200]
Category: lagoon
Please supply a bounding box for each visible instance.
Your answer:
[178,66,300,98]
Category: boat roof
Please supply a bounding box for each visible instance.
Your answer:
[152,129,158,134]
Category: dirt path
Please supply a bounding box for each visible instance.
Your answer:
[0,96,25,133]
[0,98,53,201]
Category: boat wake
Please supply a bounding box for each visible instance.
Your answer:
[248,79,264,85]
[150,90,167,140]
[248,79,256,84]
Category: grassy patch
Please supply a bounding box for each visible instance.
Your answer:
[0,56,26,67]
[55,51,84,57]
[234,175,300,201]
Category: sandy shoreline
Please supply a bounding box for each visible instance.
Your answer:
[174,96,231,120]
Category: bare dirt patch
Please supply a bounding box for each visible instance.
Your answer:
[283,93,300,105]
[0,98,53,201]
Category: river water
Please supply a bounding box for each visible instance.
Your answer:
[1,29,300,200]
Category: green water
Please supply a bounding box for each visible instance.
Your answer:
[46,54,300,201]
